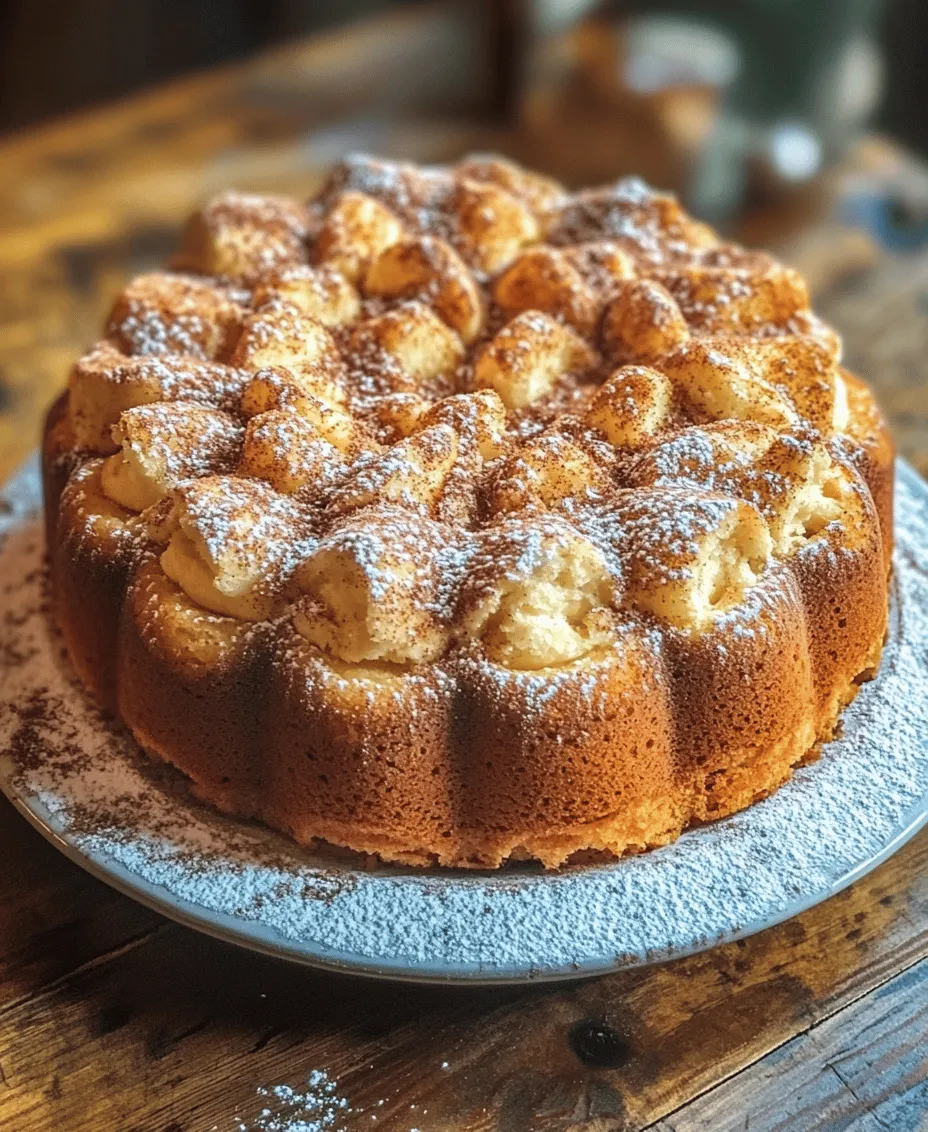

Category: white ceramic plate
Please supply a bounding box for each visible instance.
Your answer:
[1,456,927,983]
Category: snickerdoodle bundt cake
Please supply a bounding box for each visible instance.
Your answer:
[42,154,893,868]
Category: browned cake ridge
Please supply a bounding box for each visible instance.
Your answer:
[42,154,894,868]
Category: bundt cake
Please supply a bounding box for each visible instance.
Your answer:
[42,154,894,868]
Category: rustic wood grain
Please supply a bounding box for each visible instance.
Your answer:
[0,795,924,1130]
[1,11,928,1132]
[0,800,161,1010]
[656,958,928,1131]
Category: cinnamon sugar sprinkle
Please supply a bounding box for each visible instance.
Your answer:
[2,457,927,979]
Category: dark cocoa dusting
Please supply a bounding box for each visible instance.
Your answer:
[0,546,357,901]
[4,666,359,902]
[5,687,65,774]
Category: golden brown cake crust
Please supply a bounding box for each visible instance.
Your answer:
[43,155,893,868]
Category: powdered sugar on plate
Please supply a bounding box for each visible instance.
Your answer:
[1,453,927,982]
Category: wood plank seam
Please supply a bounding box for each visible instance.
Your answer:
[828,1066,893,1131]
[642,949,928,1130]
[652,956,928,1130]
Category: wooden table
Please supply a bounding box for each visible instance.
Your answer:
[1,10,927,1131]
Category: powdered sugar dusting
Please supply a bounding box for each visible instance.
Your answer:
[2,457,927,981]
[234,1070,351,1132]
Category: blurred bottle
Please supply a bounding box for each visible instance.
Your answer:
[687,0,884,220]
[515,0,884,222]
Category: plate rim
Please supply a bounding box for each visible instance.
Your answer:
[3,770,927,985]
